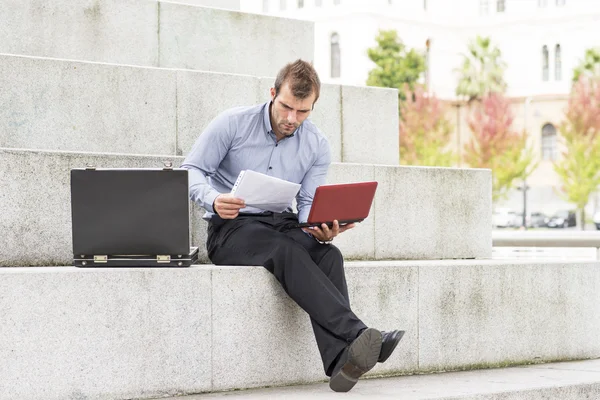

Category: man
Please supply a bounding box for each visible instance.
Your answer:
[181,59,403,392]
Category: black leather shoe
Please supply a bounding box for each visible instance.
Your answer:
[378,330,405,363]
[329,328,382,392]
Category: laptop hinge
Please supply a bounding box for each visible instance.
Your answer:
[93,255,108,263]
[157,255,171,263]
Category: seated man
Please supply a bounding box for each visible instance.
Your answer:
[181,59,403,392]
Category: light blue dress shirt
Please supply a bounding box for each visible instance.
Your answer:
[181,101,331,222]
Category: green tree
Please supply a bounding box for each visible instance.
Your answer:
[399,85,455,166]
[572,47,600,83]
[463,93,537,202]
[366,30,426,102]
[554,76,600,229]
[456,36,507,102]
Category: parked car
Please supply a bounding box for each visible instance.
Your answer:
[594,211,600,230]
[545,210,577,228]
[528,212,548,228]
[493,208,518,228]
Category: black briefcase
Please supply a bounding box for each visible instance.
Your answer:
[70,164,198,267]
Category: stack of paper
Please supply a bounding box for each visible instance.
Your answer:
[231,170,301,213]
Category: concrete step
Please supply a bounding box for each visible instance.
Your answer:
[0,53,399,165]
[0,148,491,267]
[0,0,312,77]
[1,260,599,399]
[157,359,600,399]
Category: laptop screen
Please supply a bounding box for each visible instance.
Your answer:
[70,169,190,256]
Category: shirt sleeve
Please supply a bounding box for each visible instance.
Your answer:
[180,112,234,213]
[296,139,331,223]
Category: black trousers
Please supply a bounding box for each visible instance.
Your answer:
[207,212,368,376]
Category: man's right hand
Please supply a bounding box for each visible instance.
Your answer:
[213,193,246,219]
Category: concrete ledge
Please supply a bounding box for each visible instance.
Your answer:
[1,259,599,399]
[0,54,395,164]
[0,0,312,76]
[0,149,491,267]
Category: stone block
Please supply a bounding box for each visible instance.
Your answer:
[158,2,314,76]
[0,267,212,400]
[373,165,492,260]
[341,85,399,165]
[0,0,158,66]
[0,54,177,155]
[210,266,323,391]
[418,260,600,372]
[177,71,260,156]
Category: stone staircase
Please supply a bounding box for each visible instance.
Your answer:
[0,1,599,399]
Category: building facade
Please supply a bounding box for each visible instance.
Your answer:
[243,0,600,221]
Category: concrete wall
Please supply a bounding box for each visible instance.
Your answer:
[0,54,398,164]
[1,259,598,399]
[0,0,312,77]
[0,149,491,267]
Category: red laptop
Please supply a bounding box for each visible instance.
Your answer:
[298,181,378,228]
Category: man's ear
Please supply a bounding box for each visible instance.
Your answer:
[270,87,276,100]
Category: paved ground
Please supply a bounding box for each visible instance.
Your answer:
[159,359,600,399]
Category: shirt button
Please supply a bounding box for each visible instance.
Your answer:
[269,166,273,170]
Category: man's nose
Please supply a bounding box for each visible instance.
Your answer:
[287,110,297,124]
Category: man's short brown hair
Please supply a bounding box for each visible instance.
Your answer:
[274,59,321,107]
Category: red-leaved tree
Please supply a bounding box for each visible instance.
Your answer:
[399,85,455,166]
[554,76,600,228]
[463,92,536,201]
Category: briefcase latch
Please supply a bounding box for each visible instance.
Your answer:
[163,161,173,170]
[93,255,108,263]
[157,255,171,263]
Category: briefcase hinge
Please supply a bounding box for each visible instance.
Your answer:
[157,255,171,263]
[93,255,108,263]
[163,161,173,170]
[86,164,96,170]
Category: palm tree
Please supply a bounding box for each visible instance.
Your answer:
[455,36,507,102]
[573,47,600,83]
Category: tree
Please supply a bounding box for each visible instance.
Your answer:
[455,36,507,102]
[463,93,536,202]
[366,30,426,102]
[572,47,600,83]
[399,85,455,166]
[554,76,600,229]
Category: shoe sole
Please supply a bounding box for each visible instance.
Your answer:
[329,328,382,393]
[379,330,406,363]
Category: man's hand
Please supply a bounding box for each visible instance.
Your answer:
[302,220,355,243]
[213,193,245,219]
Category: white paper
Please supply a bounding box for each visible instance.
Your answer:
[231,170,301,213]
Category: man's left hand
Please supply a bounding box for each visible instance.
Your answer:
[302,220,355,243]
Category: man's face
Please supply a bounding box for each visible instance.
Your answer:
[270,82,316,139]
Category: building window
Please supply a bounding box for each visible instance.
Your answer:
[542,123,557,161]
[555,44,562,81]
[297,0,304,8]
[480,0,489,14]
[497,0,505,12]
[542,45,549,81]
[331,32,341,78]
[538,0,547,6]
[333,0,341,5]
[556,0,565,5]
[315,0,322,5]
[423,0,427,10]
[262,0,269,13]
[280,0,286,11]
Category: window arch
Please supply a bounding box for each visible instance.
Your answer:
[542,123,557,161]
[542,45,549,81]
[555,44,562,81]
[330,32,341,78]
